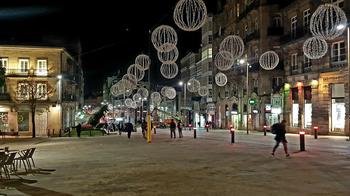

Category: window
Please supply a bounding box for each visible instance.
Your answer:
[19,59,29,73]
[331,0,344,8]
[17,82,29,100]
[255,18,259,31]
[291,16,297,39]
[236,3,240,18]
[303,55,311,71]
[225,86,229,98]
[208,75,213,85]
[208,89,213,98]
[36,83,47,99]
[303,9,311,33]
[273,16,282,27]
[254,49,259,62]
[208,35,213,44]
[208,62,213,71]
[291,53,298,71]
[0,57,8,69]
[201,48,212,61]
[36,59,48,76]
[331,41,346,65]
[272,77,283,89]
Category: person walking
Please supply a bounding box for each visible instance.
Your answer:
[177,120,183,138]
[271,120,290,157]
[170,119,176,139]
[125,122,133,139]
[141,120,147,139]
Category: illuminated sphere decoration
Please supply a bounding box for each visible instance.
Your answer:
[215,72,227,87]
[110,84,119,97]
[173,0,207,32]
[151,92,162,102]
[310,4,347,40]
[151,25,178,52]
[127,64,145,81]
[303,36,328,59]
[160,63,179,79]
[122,74,138,87]
[130,101,137,109]
[165,87,177,99]
[137,88,149,99]
[215,51,234,71]
[133,93,142,102]
[157,45,179,64]
[187,78,200,93]
[161,87,170,97]
[198,86,209,96]
[135,54,151,71]
[259,51,279,71]
[219,35,244,61]
[125,98,133,107]
[125,89,132,97]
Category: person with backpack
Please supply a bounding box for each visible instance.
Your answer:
[271,120,290,157]
[170,119,176,139]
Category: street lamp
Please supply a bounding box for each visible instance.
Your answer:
[240,59,250,135]
[179,81,190,126]
[337,24,350,140]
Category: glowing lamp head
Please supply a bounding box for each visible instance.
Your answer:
[205,124,209,128]
[313,126,319,130]
[189,124,192,127]
[230,128,235,132]
[263,125,267,129]
[299,131,305,135]
[297,82,303,88]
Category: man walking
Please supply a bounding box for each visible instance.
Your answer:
[170,119,176,139]
[271,120,290,157]
[177,120,183,138]
[125,122,133,139]
[141,120,147,139]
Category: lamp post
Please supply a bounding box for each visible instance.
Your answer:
[179,81,189,125]
[240,59,250,135]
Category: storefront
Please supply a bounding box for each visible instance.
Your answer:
[330,84,345,133]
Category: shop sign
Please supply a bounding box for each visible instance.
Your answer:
[272,96,282,108]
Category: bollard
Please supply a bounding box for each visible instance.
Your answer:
[153,126,157,134]
[299,131,305,151]
[189,124,192,131]
[193,127,197,139]
[69,128,71,137]
[230,127,235,144]
[52,129,55,137]
[263,125,267,136]
[59,129,62,137]
[313,126,318,139]
[47,129,50,137]
[205,124,209,132]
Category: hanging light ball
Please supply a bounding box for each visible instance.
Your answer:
[215,72,227,87]
[161,87,170,97]
[215,51,234,71]
[132,93,142,102]
[137,88,149,99]
[110,84,119,97]
[130,101,138,109]
[125,98,133,107]
[198,86,209,96]
[157,45,179,64]
[151,92,162,106]
[135,54,151,71]
[151,25,178,52]
[160,63,179,79]
[127,64,145,81]
[122,74,138,87]
[310,4,347,40]
[165,87,177,99]
[303,36,328,59]
[259,51,279,71]
[219,35,244,61]
[187,78,200,92]
[173,0,207,32]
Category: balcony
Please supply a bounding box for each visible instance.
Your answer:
[280,27,310,44]
[5,69,49,77]
[267,27,284,36]
[244,31,260,43]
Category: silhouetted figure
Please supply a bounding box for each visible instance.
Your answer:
[170,119,176,139]
[272,120,290,157]
[73,123,82,137]
[141,120,147,139]
[177,120,183,138]
[125,122,134,139]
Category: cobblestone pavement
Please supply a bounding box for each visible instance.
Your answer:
[0,129,349,196]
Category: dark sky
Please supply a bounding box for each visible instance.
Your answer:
[0,0,223,97]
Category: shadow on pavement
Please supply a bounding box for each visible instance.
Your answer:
[0,177,72,196]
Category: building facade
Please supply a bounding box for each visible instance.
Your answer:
[0,45,84,137]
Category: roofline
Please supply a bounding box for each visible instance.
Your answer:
[0,45,65,50]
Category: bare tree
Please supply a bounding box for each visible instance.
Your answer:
[15,78,55,138]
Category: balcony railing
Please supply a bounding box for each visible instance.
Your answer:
[5,69,49,77]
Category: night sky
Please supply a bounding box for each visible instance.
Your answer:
[0,0,223,97]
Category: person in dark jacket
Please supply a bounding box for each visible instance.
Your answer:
[170,119,176,139]
[177,120,183,138]
[125,122,134,139]
[272,120,290,157]
[73,123,82,137]
[141,120,147,139]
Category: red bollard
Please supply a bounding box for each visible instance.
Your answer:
[263,125,267,136]
[313,126,319,139]
[230,126,235,144]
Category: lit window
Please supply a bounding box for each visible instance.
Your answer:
[208,89,213,98]
[208,75,213,85]
[36,83,47,99]
[17,82,29,100]
[303,9,311,33]
[291,16,297,39]
[303,55,311,71]
[19,59,29,73]
[236,3,240,18]
[291,53,298,71]
[0,57,8,69]
[36,59,48,76]
[201,48,213,61]
[331,41,346,64]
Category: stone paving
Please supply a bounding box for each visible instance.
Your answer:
[0,129,350,196]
